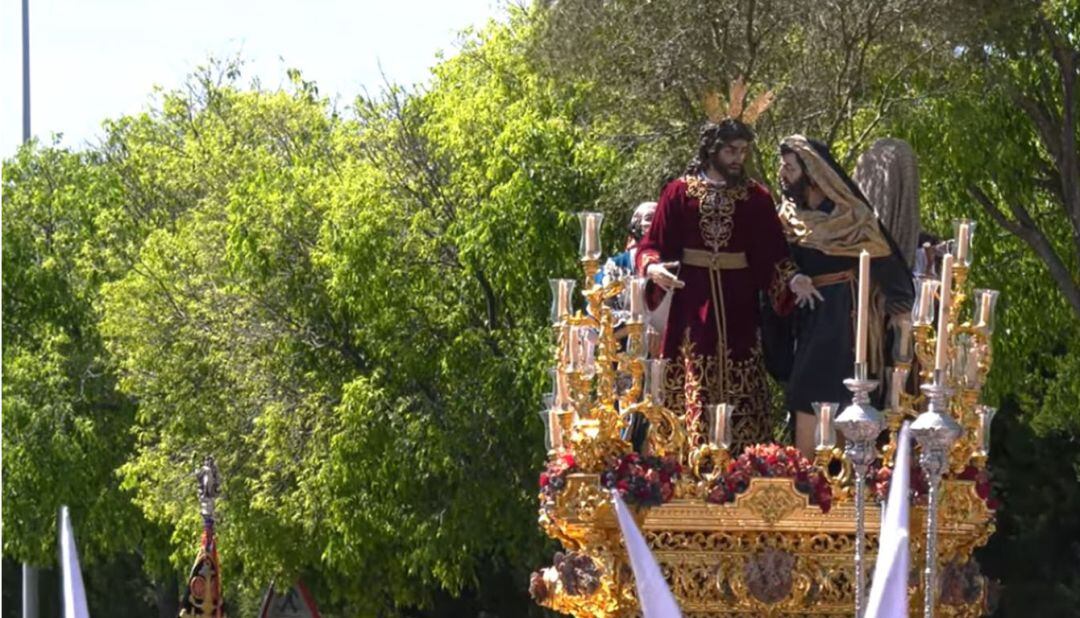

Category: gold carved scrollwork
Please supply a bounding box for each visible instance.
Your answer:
[735,480,807,525]
[540,476,994,616]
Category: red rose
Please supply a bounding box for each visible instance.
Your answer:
[660,483,673,502]
[540,472,550,488]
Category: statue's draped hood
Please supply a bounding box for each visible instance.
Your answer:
[777,134,891,258]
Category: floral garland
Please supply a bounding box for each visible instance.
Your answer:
[870,460,999,510]
[539,453,578,503]
[600,453,681,507]
[539,452,682,508]
[706,443,833,513]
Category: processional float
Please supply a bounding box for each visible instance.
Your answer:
[530,214,998,616]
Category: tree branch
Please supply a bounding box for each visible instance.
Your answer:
[969,184,1080,318]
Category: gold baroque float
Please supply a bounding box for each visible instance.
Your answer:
[532,216,998,616]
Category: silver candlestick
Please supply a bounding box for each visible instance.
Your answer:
[910,371,962,618]
[834,362,884,618]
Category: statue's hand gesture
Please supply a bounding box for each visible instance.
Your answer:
[646,261,685,290]
[789,274,824,309]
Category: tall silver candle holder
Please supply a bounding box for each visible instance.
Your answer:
[834,362,884,618]
[910,370,962,618]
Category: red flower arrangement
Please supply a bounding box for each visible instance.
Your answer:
[538,452,682,508]
[706,443,833,513]
[870,460,999,510]
[600,453,682,507]
[539,453,578,502]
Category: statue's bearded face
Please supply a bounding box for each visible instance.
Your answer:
[779,152,810,207]
[709,139,750,183]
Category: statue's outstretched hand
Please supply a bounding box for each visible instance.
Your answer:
[646,261,685,290]
[789,274,824,309]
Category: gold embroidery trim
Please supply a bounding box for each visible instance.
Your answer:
[684,176,748,253]
[768,257,800,309]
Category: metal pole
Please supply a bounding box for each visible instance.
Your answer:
[21,5,38,613]
[835,363,884,618]
[22,0,31,142]
[22,563,38,618]
[911,372,961,618]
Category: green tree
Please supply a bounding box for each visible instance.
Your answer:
[2,142,174,615]
[91,14,614,615]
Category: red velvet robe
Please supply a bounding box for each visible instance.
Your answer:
[637,175,797,450]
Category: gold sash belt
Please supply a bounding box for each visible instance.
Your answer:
[681,248,749,270]
[811,270,855,288]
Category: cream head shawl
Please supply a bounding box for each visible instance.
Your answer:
[778,135,891,258]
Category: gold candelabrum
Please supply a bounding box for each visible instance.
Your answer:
[533,215,997,617]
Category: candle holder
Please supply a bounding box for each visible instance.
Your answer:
[951,331,982,392]
[577,211,604,266]
[628,277,647,323]
[972,405,997,469]
[542,393,559,454]
[911,371,962,618]
[912,277,941,327]
[893,316,914,365]
[710,403,734,450]
[581,258,599,291]
[834,362,884,618]
[543,407,558,452]
[974,288,1000,333]
[812,401,839,454]
[951,218,976,268]
[550,278,577,325]
[643,358,668,405]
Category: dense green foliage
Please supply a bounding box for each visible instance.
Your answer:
[3,2,1077,616]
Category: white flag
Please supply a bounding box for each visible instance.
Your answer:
[59,506,90,618]
[866,422,912,617]
[612,491,682,617]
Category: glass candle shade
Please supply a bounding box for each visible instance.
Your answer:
[549,278,577,325]
[812,402,839,450]
[577,212,605,261]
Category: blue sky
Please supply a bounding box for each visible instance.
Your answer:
[1,0,502,157]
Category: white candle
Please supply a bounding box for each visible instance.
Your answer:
[957,222,970,262]
[549,408,563,450]
[855,250,871,365]
[935,254,954,372]
[563,327,574,368]
[569,326,582,369]
[813,402,837,449]
[979,291,992,327]
[584,215,597,256]
[555,371,569,407]
[915,280,930,324]
[629,277,645,320]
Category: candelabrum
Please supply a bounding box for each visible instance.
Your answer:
[833,363,884,618]
[911,372,962,618]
